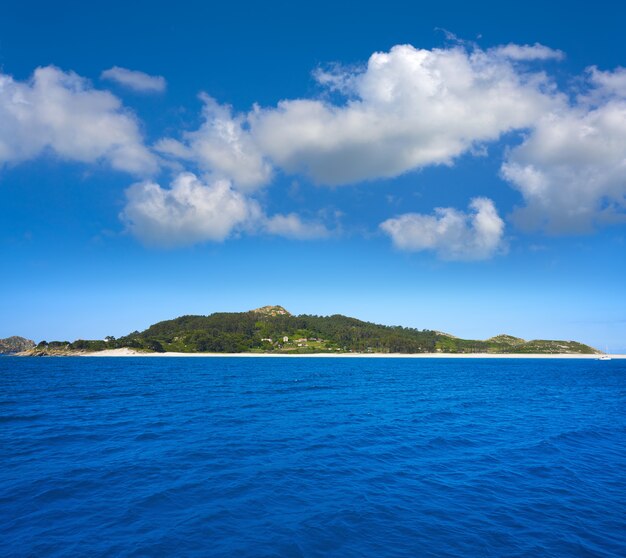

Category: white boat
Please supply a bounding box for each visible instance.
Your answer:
[597,355,612,361]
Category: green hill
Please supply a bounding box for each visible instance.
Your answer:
[486,334,525,346]
[32,306,600,355]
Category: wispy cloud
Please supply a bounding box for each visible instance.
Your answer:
[264,213,330,240]
[489,43,565,61]
[101,66,166,93]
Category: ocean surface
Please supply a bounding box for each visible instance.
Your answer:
[1,357,625,557]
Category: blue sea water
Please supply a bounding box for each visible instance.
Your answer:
[1,357,625,557]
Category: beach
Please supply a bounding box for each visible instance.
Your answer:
[83,348,626,359]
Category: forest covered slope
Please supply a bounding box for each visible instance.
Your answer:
[26,306,600,355]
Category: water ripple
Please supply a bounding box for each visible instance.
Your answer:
[0,356,625,557]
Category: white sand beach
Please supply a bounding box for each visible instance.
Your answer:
[83,348,626,359]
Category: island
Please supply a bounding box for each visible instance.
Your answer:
[10,306,601,356]
[0,336,35,354]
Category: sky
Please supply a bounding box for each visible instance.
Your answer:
[1,0,625,351]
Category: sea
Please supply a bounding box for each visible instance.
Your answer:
[1,356,625,557]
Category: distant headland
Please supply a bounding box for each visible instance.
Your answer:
[4,305,603,356]
[0,336,35,354]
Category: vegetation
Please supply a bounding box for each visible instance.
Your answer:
[30,305,599,355]
[0,336,35,354]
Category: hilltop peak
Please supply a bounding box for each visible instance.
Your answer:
[251,305,292,317]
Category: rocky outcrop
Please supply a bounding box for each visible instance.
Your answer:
[252,305,292,317]
[19,347,87,357]
[0,336,36,354]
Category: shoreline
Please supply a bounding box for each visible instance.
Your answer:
[81,348,626,359]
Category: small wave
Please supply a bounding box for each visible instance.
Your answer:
[1,356,625,558]
[0,414,45,423]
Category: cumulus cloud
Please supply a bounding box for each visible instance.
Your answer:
[0,66,157,174]
[121,172,258,246]
[490,43,565,61]
[380,198,506,260]
[12,42,625,250]
[156,94,272,191]
[101,66,166,93]
[121,172,329,246]
[155,43,561,188]
[247,44,560,185]
[502,68,626,232]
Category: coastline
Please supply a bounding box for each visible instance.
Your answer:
[82,348,626,359]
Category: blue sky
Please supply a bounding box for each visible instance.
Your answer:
[1,0,625,351]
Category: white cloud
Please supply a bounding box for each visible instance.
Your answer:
[121,172,330,246]
[101,66,166,93]
[502,68,626,232]
[0,66,157,174]
[247,44,560,185]
[380,198,506,260]
[154,43,562,189]
[582,66,626,103]
[156,94,272,191]
[121,172,258,247]
[312,63,360,95]
[13,44,624,249]
[490,43,565,61]
[264,213,330,239]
